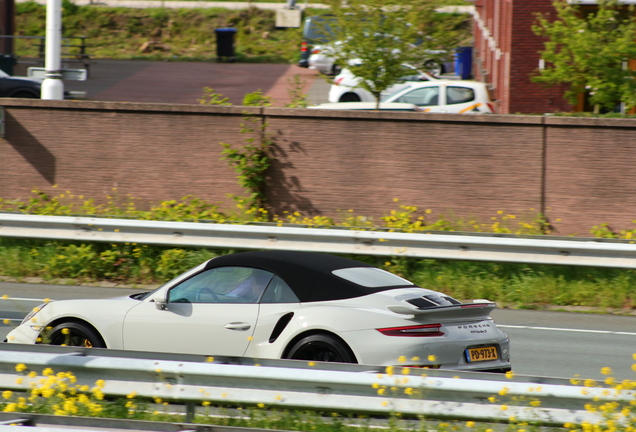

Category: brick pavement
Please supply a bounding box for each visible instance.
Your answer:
[60,60,325,106]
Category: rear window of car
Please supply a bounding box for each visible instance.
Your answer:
[446,86,475,104]
[332,267,414,288]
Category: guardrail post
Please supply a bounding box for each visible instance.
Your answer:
[185,401,195,423]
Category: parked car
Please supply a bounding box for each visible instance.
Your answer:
[0,69,43,98]
[330,69,495,113]
[384,81,495,113]
[308,102,420,111]
[7,250,511,372]
[298,15,337,69]
[0,69,85,99]
[307,42,342,76]
[329,66,437,103]
[308,42,452,77]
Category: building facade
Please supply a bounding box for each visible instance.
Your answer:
[471,0,573,114]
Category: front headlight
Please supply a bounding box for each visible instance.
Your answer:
[21,303,47,326]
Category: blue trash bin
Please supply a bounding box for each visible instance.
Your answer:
[215,28,237,60]
[454,46,473,80]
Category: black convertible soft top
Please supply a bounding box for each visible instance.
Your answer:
[203,250,411,302]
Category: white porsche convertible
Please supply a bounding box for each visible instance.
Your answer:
[7,251,511,372]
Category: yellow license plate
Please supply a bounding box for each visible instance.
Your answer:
[466,346,498,362]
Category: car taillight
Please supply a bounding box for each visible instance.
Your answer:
[377,324,444,337]
[487,102,495,113]
[301,42,308,52]
[311,48,321,54]
[334,77,344,85]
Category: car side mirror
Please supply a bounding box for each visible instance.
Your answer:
[152,291,168,310]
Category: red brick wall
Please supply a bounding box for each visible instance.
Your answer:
[2,99,636,236]
[473,0,573,114]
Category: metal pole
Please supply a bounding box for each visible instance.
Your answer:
[41,0,63,100]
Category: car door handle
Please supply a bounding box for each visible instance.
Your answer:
[224,322,251,331]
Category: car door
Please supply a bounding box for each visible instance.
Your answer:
[122,266,274,356]
[443,85,480,113]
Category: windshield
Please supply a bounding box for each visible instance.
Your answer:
[381,84,415,102]
[139,260,210,300]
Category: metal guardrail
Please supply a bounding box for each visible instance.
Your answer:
[0,344,623,426]
[0,214,636,268]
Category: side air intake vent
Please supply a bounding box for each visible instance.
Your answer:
[406,297,437,308]
[406,294,462,309]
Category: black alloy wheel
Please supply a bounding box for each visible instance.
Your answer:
[286,334,356,363]
[47,322,106,348]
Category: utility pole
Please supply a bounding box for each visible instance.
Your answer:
[41,0,63,100]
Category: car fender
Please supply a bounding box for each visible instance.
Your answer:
[15,297,139,348]
[246,302,359,360]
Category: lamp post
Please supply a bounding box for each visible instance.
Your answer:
[41,0,63,100]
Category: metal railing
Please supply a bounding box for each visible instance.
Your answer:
[0,344,623,426]
[0,35,90,68]
[0,213,635,268]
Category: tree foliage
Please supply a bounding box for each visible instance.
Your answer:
[322,0,468,108]
[533,0,636,112]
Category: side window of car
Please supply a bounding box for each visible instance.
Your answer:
[260,276,300,304]
[446,87,475,105]
[395,87,439,106]
[167,267,274,304]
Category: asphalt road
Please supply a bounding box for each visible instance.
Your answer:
[0,282,634,381]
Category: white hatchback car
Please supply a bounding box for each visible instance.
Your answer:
[329,69,494,113]
[384,81,495,114]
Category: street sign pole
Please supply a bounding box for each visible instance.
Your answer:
[41,0,63,100]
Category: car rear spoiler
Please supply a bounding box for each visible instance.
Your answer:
[387,302,497,319]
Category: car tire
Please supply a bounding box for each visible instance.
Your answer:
[339,93,361,102]
[331,64,342,76]
[11,91,37,98]
[285,334,357,363]
[47,322,106,348]
[423,60,444,77]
